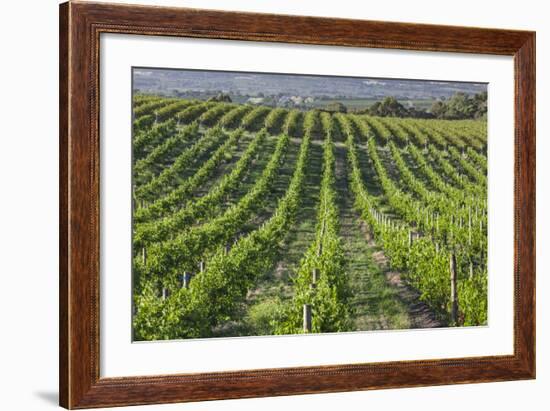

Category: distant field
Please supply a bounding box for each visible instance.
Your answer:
[311,98,435,111]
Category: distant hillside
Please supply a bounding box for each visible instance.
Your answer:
[133,68,486,101]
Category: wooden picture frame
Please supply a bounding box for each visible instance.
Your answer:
[59,1,535,408]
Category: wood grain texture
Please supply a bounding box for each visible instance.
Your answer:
[514,33,536,374]
[59,1,536,408]
[59,2,69,407]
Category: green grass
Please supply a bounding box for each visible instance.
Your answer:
[333,144,410,331]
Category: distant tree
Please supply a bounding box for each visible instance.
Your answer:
[208,93,232,103]
[430,91,487,120]
[368,96,409,117]
[430,100,448,119]
[325,102,348,113]
[473,91,488,119]
[475,91,488,102]
[407,107,434,119]
[444,92,474,119]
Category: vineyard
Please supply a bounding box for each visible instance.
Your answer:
[131,94,488,341]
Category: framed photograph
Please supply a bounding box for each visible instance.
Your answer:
[59,1,535,408]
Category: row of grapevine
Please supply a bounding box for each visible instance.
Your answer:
[383,140,486,264]
[283,110,304,137]
[134,126,227,201]
[241,106,272,131]
[387,141,484,221]
[133,97,177,120]
[302,109,322,139]
[428,144,476,192]
[379,117,413,145]
[134,131,311,340]
[407,143,460,198]
[156,100,200,123]
[432,119,486,151]
[198,103,235,127]
[342,119,487,325]
[466,146,488,172]
[133,122,200,186]
[133,99,198,131]
[176,101,214,125]
[219,105,254,129]
[129,95,489,338]
[399,118,429,147]
[134,128,246,222]
[134,129,266,245]
[134,130,291,286]
[363,116,392,143]
[133,119,177,160]
[264,107,288,134]
[348,114,373,142]
[132,94,163,107]
[448,146,487,186]
[276,114,351,334]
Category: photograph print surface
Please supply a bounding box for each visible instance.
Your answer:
[131,68,488,341]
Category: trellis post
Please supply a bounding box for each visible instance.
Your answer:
[450,253,458,325]
[182,272,192,289]
[303,304,312,333]
[312,268,319,284]
[468,207,472,245]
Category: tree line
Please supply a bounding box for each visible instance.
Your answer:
[325,92,487,120]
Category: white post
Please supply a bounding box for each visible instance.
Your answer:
[182,272,192,289]
[303,304,312,333]
[450,253,458,325]
[312,268,319,284]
